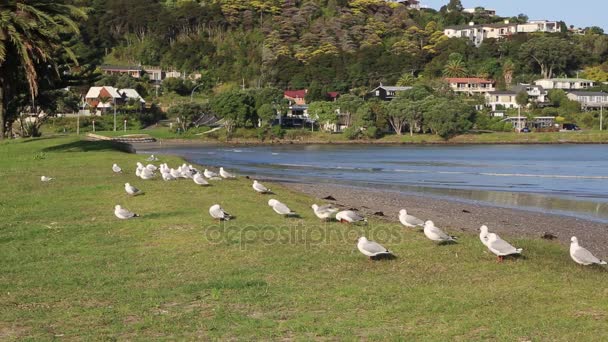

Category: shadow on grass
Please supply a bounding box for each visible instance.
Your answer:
[42,140,134,153]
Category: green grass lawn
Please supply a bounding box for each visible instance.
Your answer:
[1,137,607,340]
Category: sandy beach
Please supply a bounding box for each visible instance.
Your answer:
[284,182,608,256]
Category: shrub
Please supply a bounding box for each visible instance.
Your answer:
[343,126,361,140]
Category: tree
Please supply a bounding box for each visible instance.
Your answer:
[0,0,86,139]
[257,103,276,126]
[446,0,464,12]
[519,37,577,79]
[502,60,515,86]
[423,96,474,139]
[515,91,529,108]
[307,101,336,131]
[443,57,468,78]
[386,98,410,135]
[547,89,568,107]
[335,94,364,127]
[167,102,210,132]
[210,90,255,132]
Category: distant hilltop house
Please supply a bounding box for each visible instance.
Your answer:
[444,20,560,47]
[534,78,595,90]
[85,86,145,115]
[462,7,496,16]
[384,0,421,10]
[485,84,548,111]
[445,78,495,95]
[566,91,608,109]
[369,84,413,101]
[100,65,200,82]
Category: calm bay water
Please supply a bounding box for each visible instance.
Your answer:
[138,144,608,222]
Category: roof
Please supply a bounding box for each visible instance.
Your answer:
[510,84,545,93]
[86,86,121,99]
[119,88,146,103]
[535,78,594,83]
[101,65,142,71]
[445,78,494,84]
[567,91,608,97]
[327,91,340,99]
[284,89,307,98]
[371,85,412,92]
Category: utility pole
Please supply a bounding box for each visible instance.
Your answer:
[113,97,117,132]
[190,83,204,103]
[601,105,604,131]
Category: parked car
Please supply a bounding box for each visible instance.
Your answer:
[560,124,581,132]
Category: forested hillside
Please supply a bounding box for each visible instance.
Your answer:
[77,0,608,92]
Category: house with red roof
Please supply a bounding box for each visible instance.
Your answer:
[445,77,495,95]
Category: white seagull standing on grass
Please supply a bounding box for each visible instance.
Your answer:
[209,204,231,221]
[146,164,157,172]
[570,236,607,266]
[357,237,394,260]
[124,183,143,196]
[112,164,122,173]
[140,167,155,180]
[311,204,339,220]
[219,167,236,179]
[423,220,457,243]
[399,209,424,228]
[40,176,53,182]
[486,233,523,262]
[268,199,295,216]
[193,173,210,186]
[162,172,176,181]
[146,154,159,162]
[114,205,139,219]
[203,169,219,179]
[252,180,271,194]
[336,210,366,224]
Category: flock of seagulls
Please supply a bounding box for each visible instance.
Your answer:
[41,153,607,268]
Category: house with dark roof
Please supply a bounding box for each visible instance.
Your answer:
[567,91,608,109]
[100,65,144,78]
[369,84,412,101]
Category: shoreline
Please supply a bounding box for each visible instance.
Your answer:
[129,142,608,257]
[282,182,608,256]
[134,138,608,147]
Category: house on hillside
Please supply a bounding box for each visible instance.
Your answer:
[369,84,412,101]
[445,78,495,95]
[284,89,307,106]
[444,20,560,47]
[462,7,496,16]
[85,86,145,115]
[143,66,163,82]
[534,78,595,90]
[100,65,143,78]
[485,83,549,111]
[85,86,122,114]
[567,91,608,109]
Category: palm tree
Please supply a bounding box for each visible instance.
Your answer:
[0,0,86,139]
[443,58,468,78]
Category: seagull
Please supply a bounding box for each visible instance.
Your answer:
[486,233,523,262]
[219,167,236,179]
[203,169,218,179]
[423,221,457,243]
[311,204,339,220]
[114,205,139,219]
[135,167,142,177]
[357,237,394,260]
[124,183,143,196]
[193,173,209,186]
[146,164,157,172]
[112,164,122,173]
[40,176,53,182]
[268,199,295,216]
[162,172,176,181]
[169,168,181,179]
[336,210,366,223]
[399,209,424,228]
[570,236,607,266]
[209,204,231,221]
[252,180,271,194]
[140,168,155,180]
[146,154,159,162]
[479,225,490,246]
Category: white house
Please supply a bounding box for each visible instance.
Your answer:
[119,88,146,105]
[444,20,560,47]
[445,77,495,95]
[485,91,520,111]
[462,7,496,16]
[566,91,608,109]
[534,78,595,90]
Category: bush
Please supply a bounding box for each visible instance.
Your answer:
[270,125,286,139]
[363,126,382,139]
[342,126,361,140]
[284,129,312,140]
